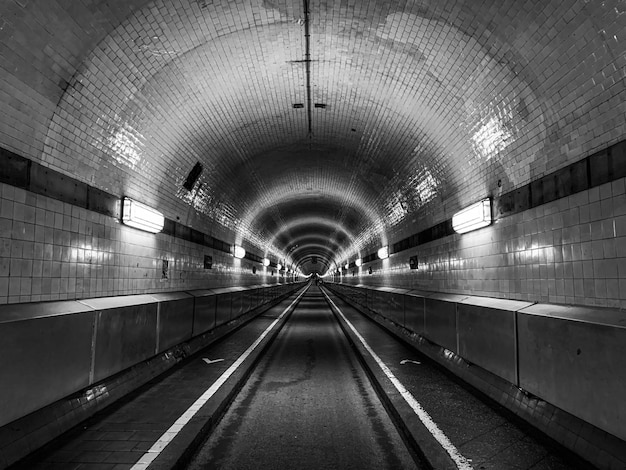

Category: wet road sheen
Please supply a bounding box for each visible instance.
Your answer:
[187,287,421,470]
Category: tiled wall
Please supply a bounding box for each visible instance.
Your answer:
[0,182,288,305]
[338,176,626,309]
[3,0,626,256]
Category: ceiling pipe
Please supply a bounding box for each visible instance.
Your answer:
[303,0,312,138]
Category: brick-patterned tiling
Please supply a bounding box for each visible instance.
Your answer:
[339,176,626,309]
[0,182,284,304]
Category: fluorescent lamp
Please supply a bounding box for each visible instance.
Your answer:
[377,246,389,259]
[355,258,362,267]
[277,263,282,270]
[234,245,246,259]
[122,197,164,233]
[263,258,270,266]
[452,198,492,234]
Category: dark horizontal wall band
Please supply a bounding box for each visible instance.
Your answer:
[0,148,258,260]
[245,252,262,263]
[4,137,624,268]
[360,139,626,264]
[0,149,119,218]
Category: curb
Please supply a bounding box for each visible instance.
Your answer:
[321,287,459,470]
[146,285,310,470]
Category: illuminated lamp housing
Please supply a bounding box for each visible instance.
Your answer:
[344,263,349,270]
[121,197,164,233]
[233,245,246,259]
[452,198,492,234]
[276,263,282,271]
[355,258,362,267]
[377,246,389,260]
[263,258,270,267]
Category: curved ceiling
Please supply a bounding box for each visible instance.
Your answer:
[2,0,624,274]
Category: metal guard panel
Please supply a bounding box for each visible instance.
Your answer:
[458,295,534,312]
[519,303,626,329]
[148,292,194,302]
[0,300,94,324]
[78,294,158,310]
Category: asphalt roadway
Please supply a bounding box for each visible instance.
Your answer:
[186,286,421,470]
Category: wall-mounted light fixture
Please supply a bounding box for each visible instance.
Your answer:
[452,198,492,234]
[377,246,389,259]
[121,197,164,233]
[276,263,282,271]
[263,258,270,267]
[233,245,246,259]
[344,262,349,270]
[355,258,362,267]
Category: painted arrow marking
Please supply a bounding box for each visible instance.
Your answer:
[400,359,421,365]
[202,358,224,365]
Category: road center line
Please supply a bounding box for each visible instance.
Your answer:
[322,290,473,470]
[131,287,308,470]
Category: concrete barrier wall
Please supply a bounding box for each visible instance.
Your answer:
[191,289,217,335]
[0,302,95,428]
[517,304,626,442]
[457,297,533,384]
[232,289,244,318]
[80,295,159,384]
[0,282,303,429]
[380,288,408,327]
[151,293,195,353]
[404,292,426,335]
[326,282,626,443]
[425,294,465,353]
[215,291,232,327]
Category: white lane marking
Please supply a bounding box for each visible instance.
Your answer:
[202,358,224,365]
[322,290,473,470]
[400,359,421,365]
[131,287,308,469]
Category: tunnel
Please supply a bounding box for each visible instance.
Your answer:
[0,0,625,469]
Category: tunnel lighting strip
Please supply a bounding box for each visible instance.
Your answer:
[452,198,492,234]
[233,245,246,259]
[121,197,164,233]
[322,290,473,470]
[130,287,309,469]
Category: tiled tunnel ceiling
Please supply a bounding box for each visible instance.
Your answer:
[3,0,625,273]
